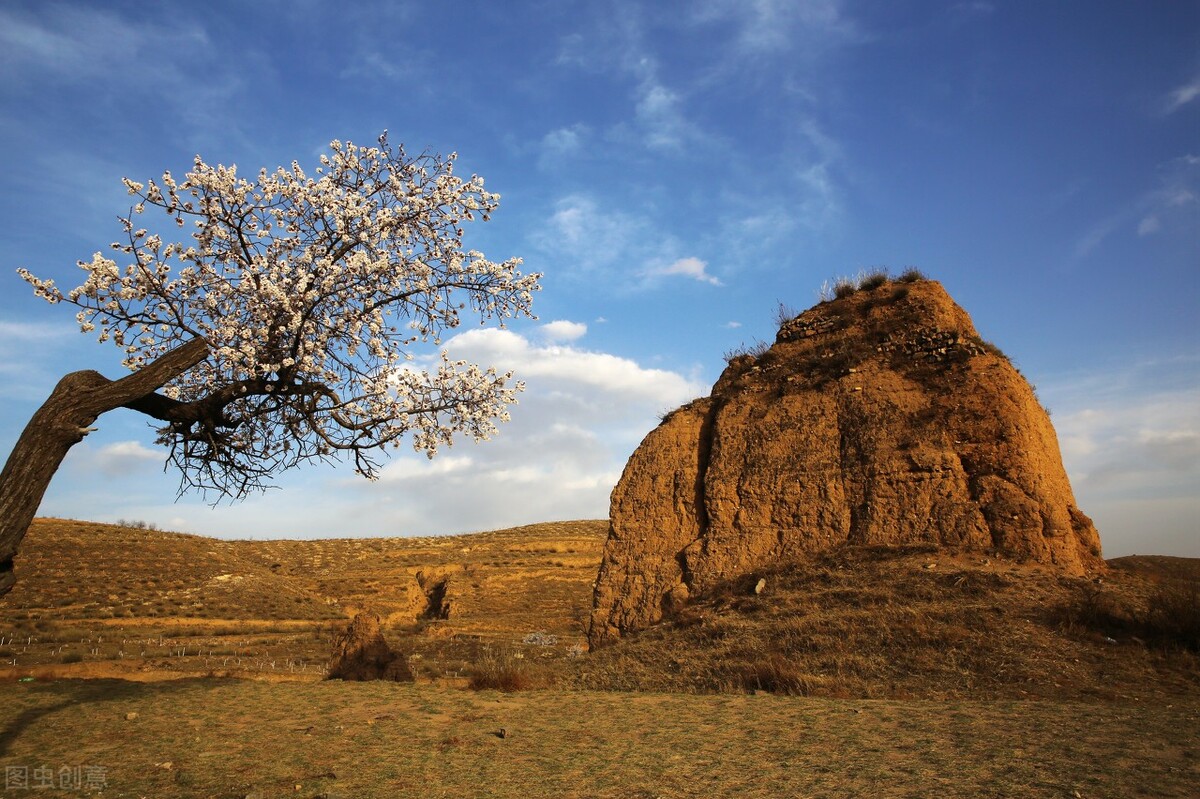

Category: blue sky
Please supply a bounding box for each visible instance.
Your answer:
[0,1,1196,557]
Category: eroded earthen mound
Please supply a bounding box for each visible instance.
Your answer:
[588,277,1102,648]
[326,611,414,681]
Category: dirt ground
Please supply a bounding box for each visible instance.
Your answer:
[0,677,1196,799]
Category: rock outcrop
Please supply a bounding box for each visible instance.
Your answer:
[588,277,1102,648]
[326,611,414,681]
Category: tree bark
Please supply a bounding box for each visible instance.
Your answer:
[0,337,209,598]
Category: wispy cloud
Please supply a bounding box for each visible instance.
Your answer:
[533,194,644,276]
[1075,154,1199,257]
[690,0,858,59]
[0,320,73,341]
[58,440,163,478]
[1041,358,1200,557]
[0,5,208,83]
[0,5,264,151]
[537,124,589,169]
[951,1,996,17]
[340,49,424,82]
[1164,75,1200,114]
[531,193,694,288]
[553,5,718,155]
[633,82,693,150]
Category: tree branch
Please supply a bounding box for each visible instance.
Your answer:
[82,337,210,416]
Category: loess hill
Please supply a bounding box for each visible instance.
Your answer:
[591,276,1103,647]
[0,517,1195,700]
[0,517,606,681]
[0,276,1192,696]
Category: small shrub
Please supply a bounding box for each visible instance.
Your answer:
[857,269,889,291]
[897,267,926,283]
[723,338,771,363]
[833,277,857,299]
[60,652,84,664]
[115,519,159,531]
[727,654,817,696]
[1144,578,1200,651]
[970,336,1010,361]
[469,649,545,692]
[1056,582,1135,636]
[773,301,800,327]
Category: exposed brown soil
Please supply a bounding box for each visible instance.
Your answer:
[0,518,1195,704]
[591,278,1103,646]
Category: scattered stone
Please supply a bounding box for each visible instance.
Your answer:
[753,578,767,595]
[496,728,509,739]
[124,711,138,721]
[663,583,690,613]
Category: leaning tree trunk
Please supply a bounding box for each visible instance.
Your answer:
[0,337,209,598]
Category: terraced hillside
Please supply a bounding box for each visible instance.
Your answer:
[0,518,606,681]
[1,518,1195,702]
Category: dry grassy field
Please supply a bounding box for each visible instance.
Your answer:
[0,518,1196,797]
[0,518,606,682]
[1,678,1196,798]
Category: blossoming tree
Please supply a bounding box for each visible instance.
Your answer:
[0,134,539,597]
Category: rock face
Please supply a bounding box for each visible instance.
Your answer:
[588,278,1102,648]
[326,611,414,681]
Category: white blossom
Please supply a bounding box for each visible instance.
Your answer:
[19,133,541,496]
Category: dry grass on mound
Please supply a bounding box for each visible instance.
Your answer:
[566,546,1200,700]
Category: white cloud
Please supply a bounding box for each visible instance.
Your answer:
[0,320,72,341]
[1073,154,1199,259]
[653,257,722,286]
[541,320,588,342]
[634,81,699,151]
[0,6,205,81]
[689,0,858,60]
[340,49,422,82]
[377,455,474,482]
[314,327,709,536]
[951,1,995,16]
[97,441,161,463]
[442,328,702,403]
[536,194,636,267]
[1164,76,1200,114]
[0,319,87,401]
[59,440,163,477]
[725,321,743,329]
[538,124,588,168]
[0,5,269,151]
[1041,360,1200,557]
[531,193,685,286]
[32,325,708,539]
